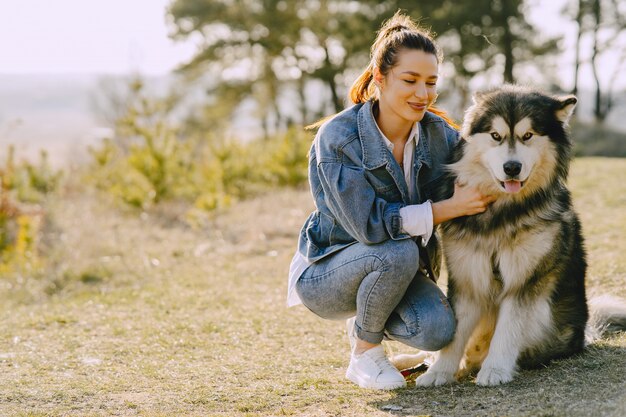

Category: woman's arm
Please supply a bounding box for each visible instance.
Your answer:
[317,161,409,244]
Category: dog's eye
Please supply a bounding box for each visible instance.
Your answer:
[490,132,502,141]
[522,132,534,141]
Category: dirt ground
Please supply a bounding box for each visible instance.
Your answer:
[0,157,624,416]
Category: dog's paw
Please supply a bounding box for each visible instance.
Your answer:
[390,352,430,370]
[455,365,479,380]
[475,366,514,386]
[414,370,456,387]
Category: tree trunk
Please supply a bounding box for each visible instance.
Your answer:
[298,76,308,125]
[261,115,269,141]
[501,0,515,83]
[591,0,605,122]
[323,43,342,112]
[572,0,584,97]
[267,68,283,135]
[328,76,341,113]
[271,96,282,134]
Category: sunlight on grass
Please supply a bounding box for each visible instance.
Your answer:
[0,158,624,416]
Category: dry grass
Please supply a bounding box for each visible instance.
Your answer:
[0,157,624,417]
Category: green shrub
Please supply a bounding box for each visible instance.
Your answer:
[87,77,312,214]
[0,145,61,274]
[89,129,311,213]
[260,127,310,187]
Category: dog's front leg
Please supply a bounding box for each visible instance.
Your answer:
[415,296,481,386]
[476,296,549,386]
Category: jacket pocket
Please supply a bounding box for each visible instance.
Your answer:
[305,211,334,249]
[367,168,402,202]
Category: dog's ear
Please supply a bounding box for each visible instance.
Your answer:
[555,95,577,123]
[472,91,487,104]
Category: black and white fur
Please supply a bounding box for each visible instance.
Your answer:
[413,85,626,387]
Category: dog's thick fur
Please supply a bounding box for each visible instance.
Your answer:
[411,85,626,387]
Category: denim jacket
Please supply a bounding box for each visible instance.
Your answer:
[298,100,459,279]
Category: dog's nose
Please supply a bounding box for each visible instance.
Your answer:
[503,161,522,176]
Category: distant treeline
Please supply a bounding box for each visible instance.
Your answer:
[81,0,626,214]
[166,0,625,136]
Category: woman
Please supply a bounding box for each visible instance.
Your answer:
[287,12,495,390]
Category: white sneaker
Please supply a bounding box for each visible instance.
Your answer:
[345,317,357,353]
[345,345,407,390]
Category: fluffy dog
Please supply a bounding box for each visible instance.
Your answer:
[413,85,626,387]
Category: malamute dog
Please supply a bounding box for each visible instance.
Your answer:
[414,85,626,387]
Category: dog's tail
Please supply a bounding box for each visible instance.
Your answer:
[585,295,626,344]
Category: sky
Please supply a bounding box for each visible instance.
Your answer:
[0,0,197,75]
[0,0,623,89]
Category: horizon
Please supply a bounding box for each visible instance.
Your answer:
[1,0,625,166]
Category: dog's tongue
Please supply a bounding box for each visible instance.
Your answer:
[504,180,522,193]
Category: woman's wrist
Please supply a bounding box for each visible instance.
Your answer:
[431,198,462,226]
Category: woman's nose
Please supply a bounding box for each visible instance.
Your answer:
[414,83,428,99]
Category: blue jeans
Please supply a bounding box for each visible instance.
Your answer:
[296,239,455,350]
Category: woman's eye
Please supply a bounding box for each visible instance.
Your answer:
[522,132,534,141]
[403,80,415,84]
[490,132,502,141]
[426,82,437,87]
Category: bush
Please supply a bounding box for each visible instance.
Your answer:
[89,129,311,213]
[259,127,311,187]
[87,86,312,214]
[87,76,312,216]
[0,146,61,274]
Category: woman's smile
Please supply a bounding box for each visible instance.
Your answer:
[408,101,428,111]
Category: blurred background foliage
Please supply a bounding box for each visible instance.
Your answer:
[1,0,625,276]
[167,0,625,129]
[87,77,311,214]
[84,0,625,215]
[0,146,62,276]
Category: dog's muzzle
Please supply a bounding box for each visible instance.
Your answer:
[501,160,524,193]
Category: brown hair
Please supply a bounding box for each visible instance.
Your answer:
[308,11,457,129]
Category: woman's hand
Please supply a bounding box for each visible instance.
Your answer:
[431,182,496,225]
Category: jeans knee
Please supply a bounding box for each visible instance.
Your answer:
[377,239,419,280]
[420,304,456,351]
[394,297,456,351]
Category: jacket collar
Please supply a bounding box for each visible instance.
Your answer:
[357,100,391,170]
[416,122,433,168]
[357,100,433,170]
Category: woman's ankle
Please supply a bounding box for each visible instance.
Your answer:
[353,339,380,356]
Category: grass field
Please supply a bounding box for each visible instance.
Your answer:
[0,157,624,417]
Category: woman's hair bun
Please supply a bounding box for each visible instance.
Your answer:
[379,11,420,35]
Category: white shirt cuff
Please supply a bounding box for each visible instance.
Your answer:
[399,200,434,246]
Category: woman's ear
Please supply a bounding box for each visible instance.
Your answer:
[372,66,384,89]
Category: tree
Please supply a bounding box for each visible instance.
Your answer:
[589,0,626,121]
[572,0,586,97]
[167,0,560,129]
[417,0,559,112]
[167,0,389,129]
[568,0,626,122]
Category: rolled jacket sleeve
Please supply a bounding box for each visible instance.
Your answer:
[317,161,409,244]
[399,200,434,246]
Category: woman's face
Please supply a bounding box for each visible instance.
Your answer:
[375,48,439,125]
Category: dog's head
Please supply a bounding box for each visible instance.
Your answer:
[453,85,577,197]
